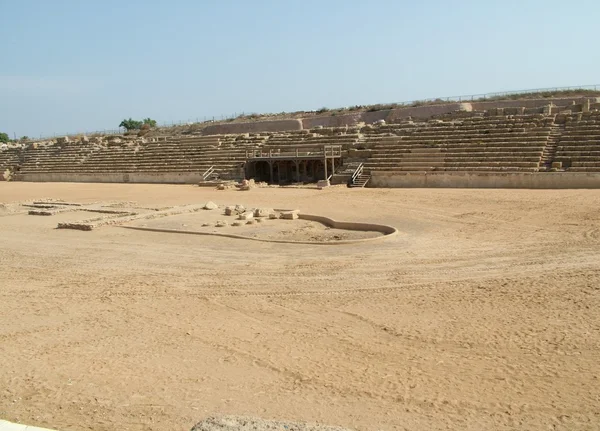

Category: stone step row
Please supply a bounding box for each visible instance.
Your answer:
[556,145,600,151]
[368,156,541,162]
[374,142,546,149]
[555,152,600,156]
[394,135,549,142]
[366,161,539,167]
[371,152,543,158]
[24,154,246,163]
[22,161,244,169]
[365,132,550,139]
[567,167,600,172]
[571,162,600,167]
[365,166,538,172]
[369,126,548,134]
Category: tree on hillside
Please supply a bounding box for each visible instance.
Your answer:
[143,118,157,128]
[0,132,9,143]
[119,118,143,131]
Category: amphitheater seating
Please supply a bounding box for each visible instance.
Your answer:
[554,112,600,172]
[362,115,552,173]
[17,135,247,179]
[0,147,23,175]
[9,112,600,182]
[260,130,359,150]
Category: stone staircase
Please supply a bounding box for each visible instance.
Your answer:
[539,120,563,171]
[330,160,363,185]
[350,173,371,188]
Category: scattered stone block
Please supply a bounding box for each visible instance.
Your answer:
[552,161,563,169]
[239,179,256,191]
[234,204,245,213]
[203,201,218,210]
[215,220,228,227]
[56,136,70,144]
[281,210,299,220]
[238,211,254,220]
[232,221,242,227]
[201,223,211,227]
[254,207,274,217]
[225,206,236,216]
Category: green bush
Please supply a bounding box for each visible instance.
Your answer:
[143,118,157,127]
[0,132,9,143]
[119,118,143,131]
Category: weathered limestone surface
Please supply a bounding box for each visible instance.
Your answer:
[254,208,274,217]
[191,416,352,431]
[281,210,300,220]
[238,211,254,220]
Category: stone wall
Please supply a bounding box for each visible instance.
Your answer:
[385,103,469,122]
[470,97,593,111]
[301,113,362,129]
[370,171,600,189]
[17,172,205,184]
[202,119,302,135]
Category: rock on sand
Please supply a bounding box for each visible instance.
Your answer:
[191,416,353,431]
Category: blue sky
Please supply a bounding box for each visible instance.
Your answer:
[1,0,599,138]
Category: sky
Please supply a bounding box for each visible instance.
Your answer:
[1,0,599,138]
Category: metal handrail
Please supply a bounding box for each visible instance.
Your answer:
[351,163,364,184]
[201,166,215,180]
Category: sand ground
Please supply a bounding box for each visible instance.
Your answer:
[0,182,599,431]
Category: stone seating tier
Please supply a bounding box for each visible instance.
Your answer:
[366,166,539,172]
[10,113,600,178]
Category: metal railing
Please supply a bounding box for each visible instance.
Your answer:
[324,145,342,157]
[201,166,215,180]
[350,163,364,184]
[27,84,599,141]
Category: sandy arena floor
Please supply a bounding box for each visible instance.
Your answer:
[1,182,599,431]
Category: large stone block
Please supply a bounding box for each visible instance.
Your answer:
[203,201,218,210]
[281,210,299,220]
[254,208,274,217]
[238,211,254,220]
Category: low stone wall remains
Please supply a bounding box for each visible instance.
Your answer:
[17,172,204,184]
[202,119,302,135]
[370,171,600,189]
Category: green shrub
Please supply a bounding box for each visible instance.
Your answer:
[119,118,143,131]
[143,118,157,127]
[0,132,9,143]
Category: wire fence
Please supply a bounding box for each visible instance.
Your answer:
[29,84,600,141]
